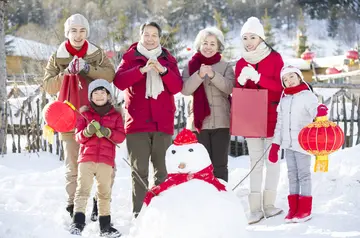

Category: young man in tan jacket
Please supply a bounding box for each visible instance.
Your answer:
[43,13,115,218]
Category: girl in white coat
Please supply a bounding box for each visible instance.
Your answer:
[269,65,327,223]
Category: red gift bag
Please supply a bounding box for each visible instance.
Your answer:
[58,74,81,110]
[230,88,268,137]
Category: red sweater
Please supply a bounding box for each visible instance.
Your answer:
[235,51,284,137]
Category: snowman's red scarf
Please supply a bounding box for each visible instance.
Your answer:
[143,164,226,205]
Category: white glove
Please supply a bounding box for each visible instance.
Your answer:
[237,72,249,86]
[237,66,253,85]
[244,64,261,84]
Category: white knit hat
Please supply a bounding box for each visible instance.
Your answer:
[64,14,90,38]
[240,17,265,40]
[280,65,305,87]
[88,79,113,101]
[194,27,225,52]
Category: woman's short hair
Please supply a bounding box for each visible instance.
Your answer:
[140,22,162,37]
[194,27,225,53]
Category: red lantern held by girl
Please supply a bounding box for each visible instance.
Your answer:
[298,105,344,172]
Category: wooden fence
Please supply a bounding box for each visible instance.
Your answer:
[3,83,360,158]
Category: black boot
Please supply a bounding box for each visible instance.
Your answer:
[91,197,98,222]
[69,212,86,236]
[66,204,74,218]
[99,215,121,237]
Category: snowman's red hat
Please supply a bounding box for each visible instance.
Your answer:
[173,129,198,145]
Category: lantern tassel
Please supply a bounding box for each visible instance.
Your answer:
[314,155,328,172]
[43,124,54,144]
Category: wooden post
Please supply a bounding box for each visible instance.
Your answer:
[349,95,355,147]
[18,105,24,153]
[356,97,360,145]
[336,96,340,125]
[234,136,238,156]
[181,97,186,129]
[56,133,60,155]
[342,95,347,148]
[36,98,40,152]
[330,96,335,121]
[7,102,16,153]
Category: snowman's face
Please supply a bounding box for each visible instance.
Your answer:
[165,143,212,174]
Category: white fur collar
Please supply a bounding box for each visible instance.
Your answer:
[56,40,99,58]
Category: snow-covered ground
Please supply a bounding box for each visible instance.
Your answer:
[1,134,360,238]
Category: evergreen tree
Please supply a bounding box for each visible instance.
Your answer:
[262,8,275,48]
[328,5,338,38]
[296,8,308,58]
[160,25,186,66]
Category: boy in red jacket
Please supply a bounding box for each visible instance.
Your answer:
[70,79,125,237]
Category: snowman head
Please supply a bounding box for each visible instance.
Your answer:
[166,129,212,174]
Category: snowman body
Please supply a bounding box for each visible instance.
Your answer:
[129,130,249,238]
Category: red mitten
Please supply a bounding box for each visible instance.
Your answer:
[316,104,328,117]
[268,143,280,163]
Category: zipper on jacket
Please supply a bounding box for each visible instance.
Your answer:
[96,116,103,163]
[289,96,293,148]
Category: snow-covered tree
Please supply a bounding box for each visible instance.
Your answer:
[262,8,275,48]
[0,0,8,154]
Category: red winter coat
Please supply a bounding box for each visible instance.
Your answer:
[113,43,183,135]
[75,106,125,167]
[235,51,284,137]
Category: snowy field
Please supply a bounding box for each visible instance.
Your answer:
[1,134,360,238]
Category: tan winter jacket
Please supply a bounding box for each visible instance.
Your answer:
[43,41,115,96]
[182,60,235,131]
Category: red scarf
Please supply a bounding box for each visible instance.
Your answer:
[284,83,310,95]
[143,164,226,206]
[188,52,221,132]
[65,39,88,58]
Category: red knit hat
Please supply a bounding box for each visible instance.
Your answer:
[173,129,198,145]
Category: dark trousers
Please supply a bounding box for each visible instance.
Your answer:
[196,128,230,182]
[126,132,172,215]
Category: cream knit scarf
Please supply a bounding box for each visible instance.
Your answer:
[240,42,271,64]
[137,42,164,99]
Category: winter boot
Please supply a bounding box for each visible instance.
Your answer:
[69,212,86,235]
[99,215,121,237]
[248,192,264,224]
[263,190,283,218]
[66,204,74,218]
[293,196,312,222]
[284,194,299,223]
[91,197,98,222]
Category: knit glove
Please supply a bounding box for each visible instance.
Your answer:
[316,104,328,117]
[77,57,89,74]
[244,64,261,84]
[268,143,280,163]
[95,126,112,138]
[237,66,253,85]
[83,120,101,137]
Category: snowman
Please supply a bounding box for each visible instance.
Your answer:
[128,129,249,238]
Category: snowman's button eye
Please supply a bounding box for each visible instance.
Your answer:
[189,148,194,152]
[172,150,176,154]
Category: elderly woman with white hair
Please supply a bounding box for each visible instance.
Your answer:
[182,27,235,182]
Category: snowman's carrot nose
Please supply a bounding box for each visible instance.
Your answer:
[178,162,186,169]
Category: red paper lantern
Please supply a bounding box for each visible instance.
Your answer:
[298,115,344,172]
[346,50,358,60]
[301,50,315,61]
[326,67,341,75]
[43,101,77,132]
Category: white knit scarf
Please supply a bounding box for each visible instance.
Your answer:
[240,42,272,64]
[136,42,164,99]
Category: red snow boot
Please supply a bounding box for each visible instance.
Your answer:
[284,194,299,223]
[293,195,312,222]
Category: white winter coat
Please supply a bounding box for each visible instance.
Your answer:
[273,89,319,154]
